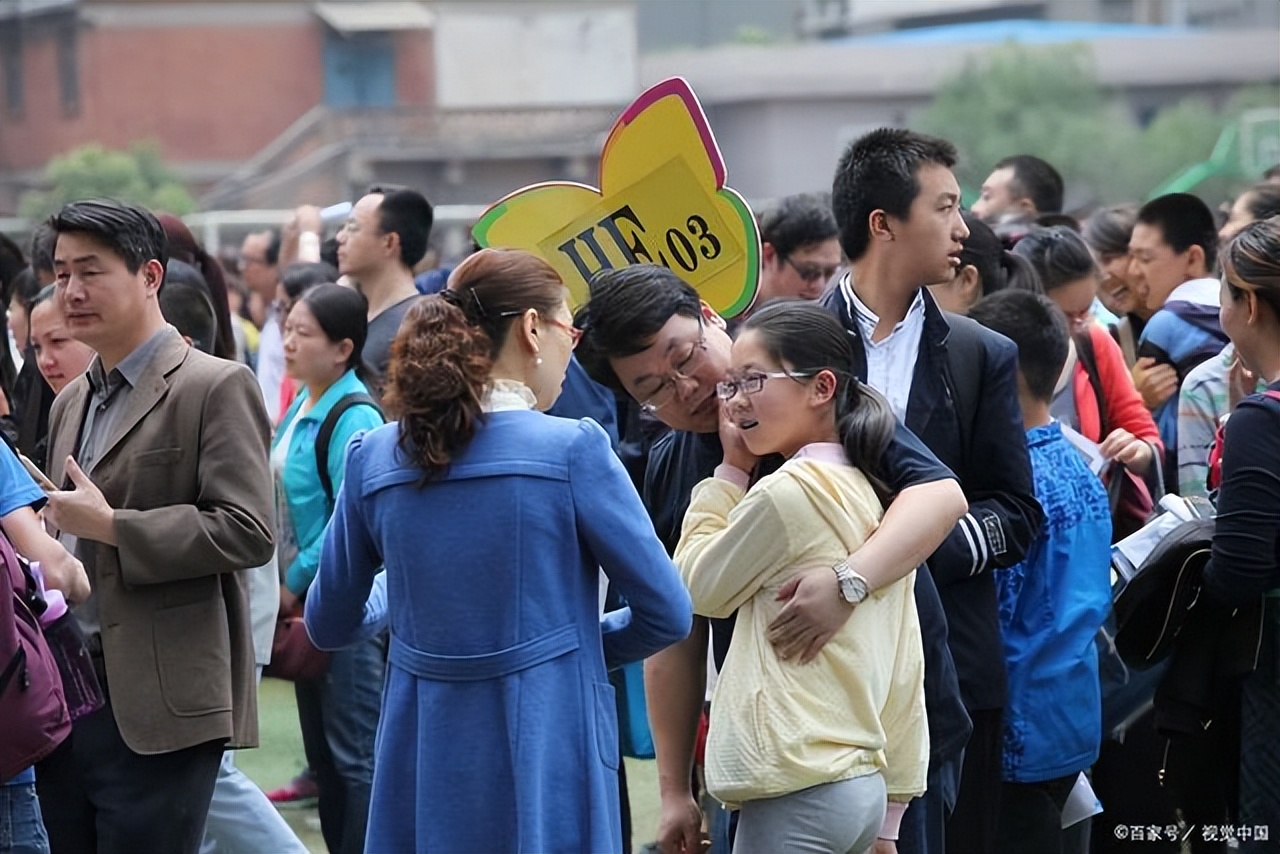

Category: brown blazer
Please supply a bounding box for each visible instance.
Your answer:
[47,328,274,755]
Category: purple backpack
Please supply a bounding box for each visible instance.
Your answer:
[0,530,70,780]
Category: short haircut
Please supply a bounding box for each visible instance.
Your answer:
[995,154,1065,215]
[47,200,168,276]
[367,185,434,269]
[158,267,217,355]
[1135,193,1217,262]
[759,193,838,259]
[969,289,1069,404]
[1011,226,1096,293]
[574,264,702,393]
[280,261,339,302]
[832,128,958,262]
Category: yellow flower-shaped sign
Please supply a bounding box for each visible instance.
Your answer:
[472,77,760,318]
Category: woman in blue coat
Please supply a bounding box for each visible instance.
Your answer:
[306,248,693,854]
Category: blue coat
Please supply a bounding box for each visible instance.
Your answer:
[306,411,693,854]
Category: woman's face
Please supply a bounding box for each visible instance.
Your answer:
[282,300,349,387]
[8,294,28,348]
[530,294,578,411]
[722,329,826,459]
[1049,274,1099,335]
[1096,250,1144,318]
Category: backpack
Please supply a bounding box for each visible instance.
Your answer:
[1206,390,1280,492]
[0,530,71,780]
[314,393,383,504]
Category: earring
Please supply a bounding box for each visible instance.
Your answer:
[536,357,543,366]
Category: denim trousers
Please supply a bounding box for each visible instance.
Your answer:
[295,632,386,854]
[0,782,50,854]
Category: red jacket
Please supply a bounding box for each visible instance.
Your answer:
[1074,324,1163,451]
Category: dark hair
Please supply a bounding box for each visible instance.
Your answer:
[574,264,702,393]
[368,185,434,269]
[760,193,838,259]
[1082,204,1137,257]
[742,301,895,494]
[30,283,57,312]
[296,283,370,378]
[1220,215,1280,321]
[1034,213,1080,231]
[1264,164,1280,181]
[969,290,1069,403]
[10,268,43,313]
[1238,183,1280,223]
[320,236,340,270]
[0,233,24,304]
[833,128,957,263]
[384,249,563,479]
[994,155,1065,215]
[958,211,1041,297]
[159,275,218,354]
[1011,226,1096,293]
[158,213,235,359]
[28,224,56,278]
[264,230,281,266]
[1136,193,1218,264]
[280,261,339,302]
[47,200,168,276]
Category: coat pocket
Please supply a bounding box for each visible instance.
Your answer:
[593,681,620,770]
[153,598,232,716]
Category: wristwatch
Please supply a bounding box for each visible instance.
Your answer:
[832,560,870,605]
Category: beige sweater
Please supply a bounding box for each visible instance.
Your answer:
[675,448,928,808]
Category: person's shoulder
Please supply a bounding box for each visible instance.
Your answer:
[945,311,1017,359]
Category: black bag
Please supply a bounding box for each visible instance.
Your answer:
[1113,518,1214,670]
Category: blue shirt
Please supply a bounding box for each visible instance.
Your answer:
[272,369,384,595]
[997,421,1113,782]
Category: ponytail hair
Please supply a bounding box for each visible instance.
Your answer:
[741,301,896,494]
[383,248,566,480]
[1012,225,1097,293]
[959,211,1042,297]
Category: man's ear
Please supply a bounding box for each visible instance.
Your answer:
[142,259,165,295]
[1186,244,1208,278]
[869,209,893,243]
[958,264,982,304]
[385,230,402,263]
[761,242,779,267]
[1015,196,1037,217]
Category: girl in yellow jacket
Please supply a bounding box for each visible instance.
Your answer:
[676,301,927,854]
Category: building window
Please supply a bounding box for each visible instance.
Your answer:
[58,22,78,116]
[1,23,22,117]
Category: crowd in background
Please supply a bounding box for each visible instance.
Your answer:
[0,126,1278,854]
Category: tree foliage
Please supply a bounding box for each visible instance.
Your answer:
[19,142,195,222]
[916,42,1278,209]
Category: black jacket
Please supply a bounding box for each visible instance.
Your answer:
[823,283,1044,710]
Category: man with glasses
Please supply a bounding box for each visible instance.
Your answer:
[575,264,970,854]
[754,193,843,307]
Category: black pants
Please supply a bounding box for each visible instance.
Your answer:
[35,698,224,854]
[946,707,1004,854]
[996,774,1077,854]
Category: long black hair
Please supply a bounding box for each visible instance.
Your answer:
[740,301,895,493]
[296,284,371,380]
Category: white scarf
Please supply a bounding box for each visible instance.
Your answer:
[482,378,537,413]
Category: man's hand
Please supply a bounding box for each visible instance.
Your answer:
[1099,428,1154,475]
[655,792,706,854]
[1132,357,1178,410]
[45,458,116,546]
[767,565,853,663]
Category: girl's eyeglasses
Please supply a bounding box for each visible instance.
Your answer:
[716,370,817,401]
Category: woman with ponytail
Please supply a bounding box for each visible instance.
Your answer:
[675,301,926,853]
[929,210,1040,315]
[305,249,692,854]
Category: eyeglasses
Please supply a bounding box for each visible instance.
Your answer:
[637,324,708,414]
[783,256,840,284]
[543,316,583,349]
[716,370,817,401]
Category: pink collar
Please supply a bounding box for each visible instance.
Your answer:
[792,442,848,467]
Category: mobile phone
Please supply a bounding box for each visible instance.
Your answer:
[18,453,57,492]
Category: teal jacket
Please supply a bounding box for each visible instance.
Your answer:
[273,369,383,595]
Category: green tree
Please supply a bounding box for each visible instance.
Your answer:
[19,142,195,221]
[915,42,1271,208]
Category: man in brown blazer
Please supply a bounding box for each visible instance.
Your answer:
[39,200,274,854]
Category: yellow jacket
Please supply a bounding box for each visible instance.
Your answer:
[675,445,928,807]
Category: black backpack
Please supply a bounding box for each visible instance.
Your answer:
[314,393,383,504]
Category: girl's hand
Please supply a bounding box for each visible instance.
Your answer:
[718,403,758,474]
[1099,428,1154,475]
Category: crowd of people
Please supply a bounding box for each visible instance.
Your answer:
[0,124,1278,854]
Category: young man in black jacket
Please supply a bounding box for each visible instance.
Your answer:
[825,128,1044,854]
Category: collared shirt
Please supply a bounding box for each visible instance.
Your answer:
[68,325,176,645]
[841,276,926,422]
[1177,342,1267,497]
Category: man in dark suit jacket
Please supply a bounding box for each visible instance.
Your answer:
[41,200,274,854]
[825,129,1044,854]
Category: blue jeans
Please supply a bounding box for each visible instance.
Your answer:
[295,632,386,854]
[0,781,51,854]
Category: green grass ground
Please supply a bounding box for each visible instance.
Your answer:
[237,678,661,854]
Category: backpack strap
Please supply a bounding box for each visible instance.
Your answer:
[315,393,383,504]
[1074,330,1110,436]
